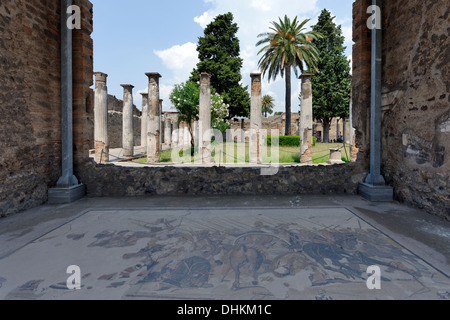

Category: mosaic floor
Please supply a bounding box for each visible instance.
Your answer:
[0,207,449,300]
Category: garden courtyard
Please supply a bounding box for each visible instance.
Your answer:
[134,142,351,165]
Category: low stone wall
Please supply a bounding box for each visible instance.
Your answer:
[76,160,367,198]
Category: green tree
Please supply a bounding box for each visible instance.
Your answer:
[190,12,250,118]
[256,15,321,136]
[262,95,275,117]
[169,82,230,147]
[310,9,351,143]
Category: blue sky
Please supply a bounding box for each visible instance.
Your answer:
[91,0,353,113]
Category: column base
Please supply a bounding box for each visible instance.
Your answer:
[358,182,394,202]
[48,184,86,204]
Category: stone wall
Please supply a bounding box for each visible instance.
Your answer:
[77,160,367,198]
[105,94,141,149]
[230,114,350,142]
[0,0,93,217]
[380,1,449,218]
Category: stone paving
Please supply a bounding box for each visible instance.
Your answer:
[0,195,449,300]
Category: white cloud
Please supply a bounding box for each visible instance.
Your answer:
[193,11,214,29]
[153,42,200,110]
[154,42,199,84]
[192,0,319,112]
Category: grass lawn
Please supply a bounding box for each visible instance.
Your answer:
[136,142,350,164]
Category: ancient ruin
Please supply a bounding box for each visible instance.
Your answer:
[0,0,448,219]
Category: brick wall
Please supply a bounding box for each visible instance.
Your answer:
[72,0,93,163]
[0,0,62,216]
[0,0,93,217]
[351,0,372,167]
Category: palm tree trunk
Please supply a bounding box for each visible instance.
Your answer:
[285,65,292,136]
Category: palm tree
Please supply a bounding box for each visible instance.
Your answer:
[262,95,275,117]
[256,16,321,136]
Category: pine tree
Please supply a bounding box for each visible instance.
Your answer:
[311,9,351,143]
[190,13,250,118]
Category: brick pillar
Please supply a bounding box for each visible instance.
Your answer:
[73,0,94,164]
[352,0,372,165]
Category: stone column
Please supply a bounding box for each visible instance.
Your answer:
[250,73,262,164]
[146,73,162,163]
[300,74,314,164]
[241,119,245,142]
[94,72,109,163]
[172,121,179,148]
[164,118,172,148]
[193,121,200,149]
[336,118,341,142]
[121,84,135,158]
[199,73,212,164]
[140,92,149,152]
[184,124,190,147]
[178,122,184,147]
[159,99,163,149]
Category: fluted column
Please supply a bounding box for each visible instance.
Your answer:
[146,73,162,163]
[94,72,109,163]
[199,73,211,164]
[250,73,262,164]
[164,118,172,148]
[140,92,149,152]
[121,84,134,158]
[300,74,314,164]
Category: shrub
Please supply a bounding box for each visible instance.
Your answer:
[266,136,300,147]
[313,136,317,147]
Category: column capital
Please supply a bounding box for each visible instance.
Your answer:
[145,72,162,79]
[250,72,262,79]
[200,73,211,86]
[140,92,149,97]
[300,73,314,80]
[94,72,108,82]
[120,84,134,89]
